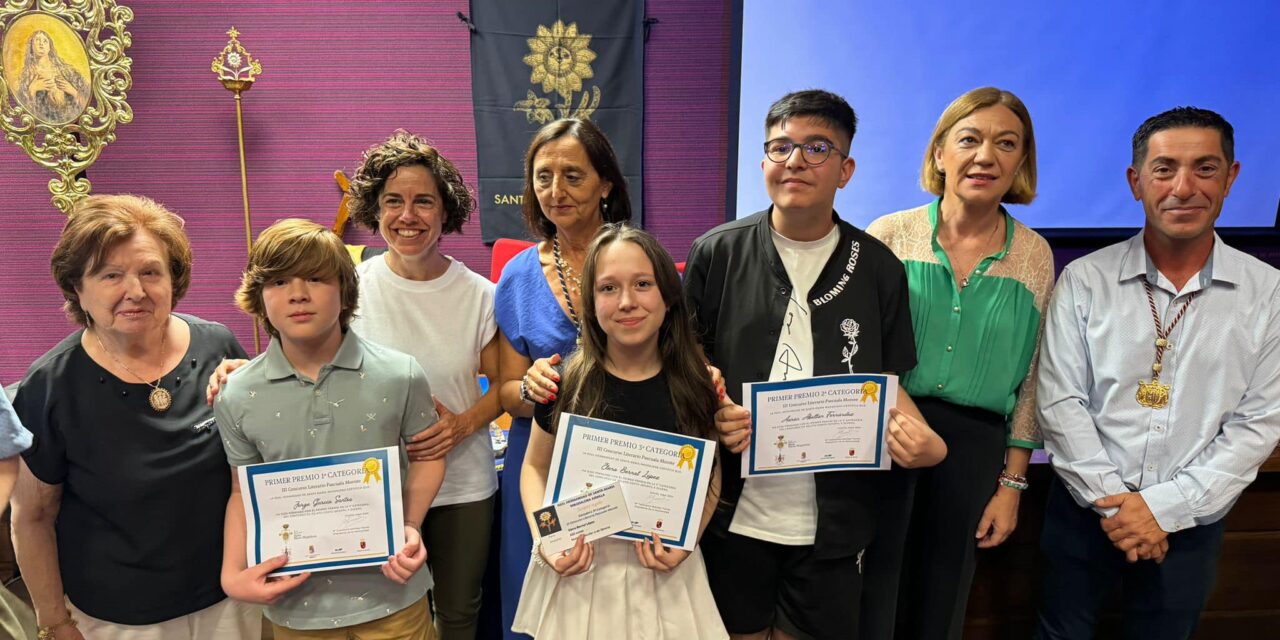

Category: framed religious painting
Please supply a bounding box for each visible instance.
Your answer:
[0,2,133,213]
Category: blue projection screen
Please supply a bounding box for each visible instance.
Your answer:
[734,1,1280,228]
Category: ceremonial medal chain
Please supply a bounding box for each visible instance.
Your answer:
[552,235,583,346]
[94,327,173,412]
[1135,280,1197,409]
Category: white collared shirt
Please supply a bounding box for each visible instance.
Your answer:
[1037,232,1280,532]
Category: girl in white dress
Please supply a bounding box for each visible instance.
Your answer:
[513,224,727,639]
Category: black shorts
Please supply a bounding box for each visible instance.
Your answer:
[701,530,864,639]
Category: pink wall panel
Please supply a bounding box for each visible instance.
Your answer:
[0,0,731,383]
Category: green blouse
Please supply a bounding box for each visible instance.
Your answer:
[867,200,1055,448]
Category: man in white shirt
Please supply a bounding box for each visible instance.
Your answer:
[1035,107,1280,638]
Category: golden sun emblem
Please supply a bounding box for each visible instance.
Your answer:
[524,20,595,99]
[515,20,601,122]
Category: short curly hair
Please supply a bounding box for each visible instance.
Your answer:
[347,130,475,236]
[51,195,192,327]
[235,219,359,338]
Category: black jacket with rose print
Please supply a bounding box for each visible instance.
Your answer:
[683,207,917,559]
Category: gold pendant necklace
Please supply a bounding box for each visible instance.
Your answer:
[94,326,173,413]
[943,211,1002,290]
[1135,281,1196,409]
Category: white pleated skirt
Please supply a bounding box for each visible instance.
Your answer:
[512,537,729,639]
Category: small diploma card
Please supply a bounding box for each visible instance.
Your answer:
[546,414,716,551]
[238,446,405,576]
[534,481,633,556]
[743,374,897,477]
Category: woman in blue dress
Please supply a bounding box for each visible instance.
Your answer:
[494,118,632,639]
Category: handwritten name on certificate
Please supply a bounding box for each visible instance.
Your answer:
[534,481,633,556]
[743,374,897,477]
[546,414,716,551]
[238,446,405,576]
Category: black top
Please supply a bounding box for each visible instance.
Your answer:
[15,315,248,624]
[683,208,918,558]
[534,370,677,435]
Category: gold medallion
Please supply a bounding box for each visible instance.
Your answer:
[148,387,172,412]
[1136,379,1170,409]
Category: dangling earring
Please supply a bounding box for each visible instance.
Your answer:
[600,197,610,217]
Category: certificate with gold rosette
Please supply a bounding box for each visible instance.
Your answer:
[238,446,405,576]
[743,374,897,476]
[545,414,716,551]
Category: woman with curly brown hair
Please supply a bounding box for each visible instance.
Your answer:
[207,130,499,639]
[344,131,502,640]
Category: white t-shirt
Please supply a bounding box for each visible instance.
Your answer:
[729,225,839,545]
[351,254,498,507]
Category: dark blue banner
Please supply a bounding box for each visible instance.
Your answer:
[469,0,644,243]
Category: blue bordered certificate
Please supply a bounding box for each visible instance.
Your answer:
[544,414,716,551]
[743,374,897,476]
[238,446,405,576]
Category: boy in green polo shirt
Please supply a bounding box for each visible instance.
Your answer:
[215,218,444,639]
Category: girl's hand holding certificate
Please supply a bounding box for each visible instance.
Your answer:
[634,531,692,572]
[541,535,596,577]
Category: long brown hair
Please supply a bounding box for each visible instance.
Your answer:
[547,224,716,442]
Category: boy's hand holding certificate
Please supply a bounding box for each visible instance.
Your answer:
[742,374,897,476]
[238,446,406,576]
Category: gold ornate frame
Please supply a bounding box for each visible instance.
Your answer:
[0,1,133,213]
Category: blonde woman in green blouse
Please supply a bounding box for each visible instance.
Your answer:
[863,87,1055,640]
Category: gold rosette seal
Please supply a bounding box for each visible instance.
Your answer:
[676,444,697,470]
[362,458,382,484]
[860,381,880,403]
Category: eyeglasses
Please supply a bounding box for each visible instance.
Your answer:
[764,138,847,165]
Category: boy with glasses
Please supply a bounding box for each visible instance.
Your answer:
[684,89,945,639]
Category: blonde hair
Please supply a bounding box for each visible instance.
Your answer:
[235,219,358,337]
[51,195,192,326]
[920,87,1038,205]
